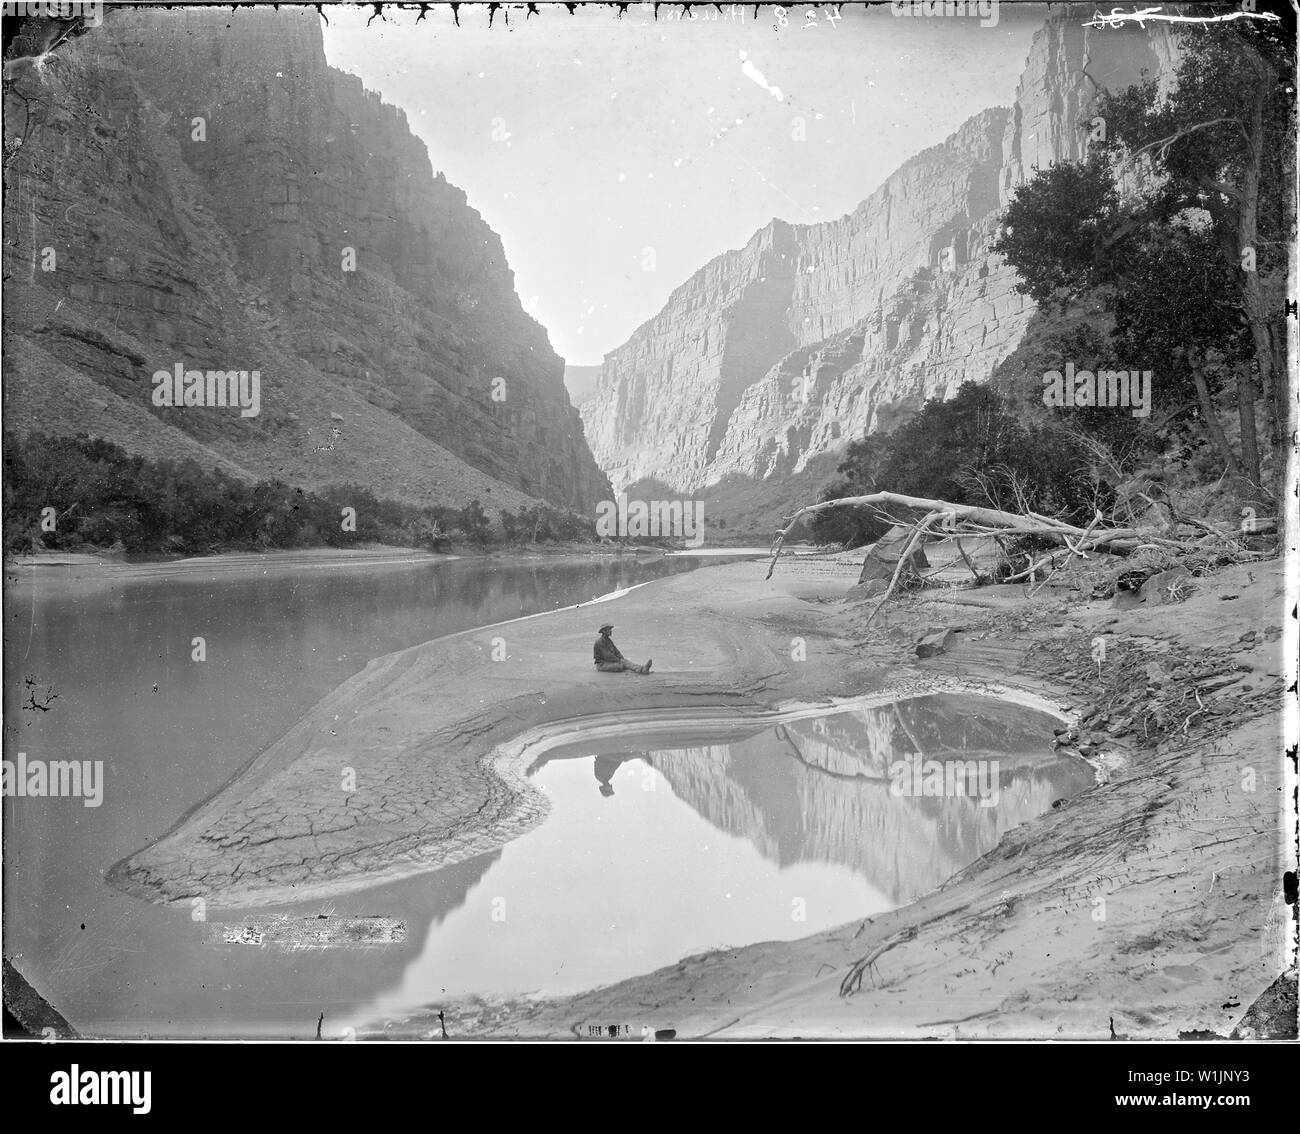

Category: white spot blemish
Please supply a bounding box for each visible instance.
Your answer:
[739,49,784,102]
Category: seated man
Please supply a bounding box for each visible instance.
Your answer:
[593,623,652,674]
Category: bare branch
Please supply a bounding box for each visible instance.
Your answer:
[766,490,1205,580]
[1114,118,1246,182]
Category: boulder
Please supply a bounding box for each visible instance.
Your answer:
[1137,566,1193,606]
[1113,566,1194,608]
[915,628,956,658]
[859,524,930,585]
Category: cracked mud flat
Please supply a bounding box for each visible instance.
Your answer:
[107,556,1295,1039]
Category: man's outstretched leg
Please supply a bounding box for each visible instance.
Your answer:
[596,659,653,674]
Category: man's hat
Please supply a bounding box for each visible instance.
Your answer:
[599,623,614,632]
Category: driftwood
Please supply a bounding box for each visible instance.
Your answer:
[766,491,1249,581]
[767,493,1255,628]
[840,925,919,996]
[857,510,948,630]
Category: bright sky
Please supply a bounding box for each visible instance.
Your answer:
[321,3,1043,365]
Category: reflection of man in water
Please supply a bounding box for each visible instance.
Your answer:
[593,754,629,797]
[593,624,652,674]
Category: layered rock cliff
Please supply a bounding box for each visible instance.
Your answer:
[582,6,1178,494]
[2,8,610,514]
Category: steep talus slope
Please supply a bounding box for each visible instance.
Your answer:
[582,6,1178,495]
[2,8,610,514]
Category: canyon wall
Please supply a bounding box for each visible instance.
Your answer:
[582,6,1178,493]
[2,8,610,514]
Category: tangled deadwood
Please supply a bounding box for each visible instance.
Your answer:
[767,491,1263,628]
[840,925,918,996]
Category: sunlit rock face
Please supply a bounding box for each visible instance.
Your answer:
[581,7,1179,494]
[3,8,610,513]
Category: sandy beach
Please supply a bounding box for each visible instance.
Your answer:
[96,545,1293,1040]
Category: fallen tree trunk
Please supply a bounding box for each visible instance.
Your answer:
[766,491,1242,581]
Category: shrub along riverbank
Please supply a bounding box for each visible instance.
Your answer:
[2,432,594,556]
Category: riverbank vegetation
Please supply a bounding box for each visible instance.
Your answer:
[809,20,1290,555]
[2,432,592,556]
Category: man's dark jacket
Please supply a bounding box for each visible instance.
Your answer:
[593,635,624,665]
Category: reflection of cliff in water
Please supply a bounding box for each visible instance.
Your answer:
[644,696,1094,906]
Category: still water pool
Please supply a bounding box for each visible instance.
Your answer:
[350,693,1094,1030]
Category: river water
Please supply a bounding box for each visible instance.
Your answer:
[2,553,1092,1038]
